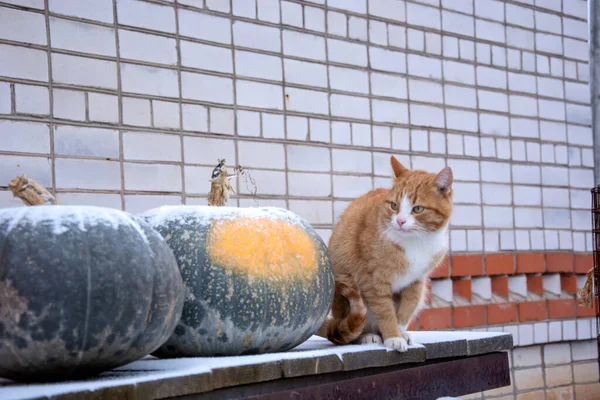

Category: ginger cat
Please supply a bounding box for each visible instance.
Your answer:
[317,156,453,352]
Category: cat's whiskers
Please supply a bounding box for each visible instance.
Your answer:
[383,222,439,244]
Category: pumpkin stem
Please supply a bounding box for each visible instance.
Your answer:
[9,175,57,206]
[208,160,233,207]
[208,160,258,207]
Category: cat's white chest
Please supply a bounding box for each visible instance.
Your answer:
[389,228,447,293]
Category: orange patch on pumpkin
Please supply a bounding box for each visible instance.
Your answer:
[207,217,318,279]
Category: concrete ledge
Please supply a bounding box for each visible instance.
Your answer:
[0,331,513,400]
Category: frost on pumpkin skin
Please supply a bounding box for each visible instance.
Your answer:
[140,205,335,358]
[0,206,184,382]
[141,205,311,229]
[0,205,150,244]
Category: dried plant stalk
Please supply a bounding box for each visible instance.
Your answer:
[9,175,57,206]
[577,268,595,308]
[233,165,258,204]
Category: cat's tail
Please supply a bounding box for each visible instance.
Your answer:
[315,282,367,345]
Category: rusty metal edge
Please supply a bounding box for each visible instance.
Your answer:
[591,185,600,383]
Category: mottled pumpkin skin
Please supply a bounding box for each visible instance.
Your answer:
[140,206,334,357]
[0,206,184,382]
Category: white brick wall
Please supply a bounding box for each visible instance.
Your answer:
[50,18,116,57]
[54,126,119,158]
[0,0,593,252]
[181,9,231,43]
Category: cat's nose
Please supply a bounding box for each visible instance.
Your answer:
[396,218,406,227]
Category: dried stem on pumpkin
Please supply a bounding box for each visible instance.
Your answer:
[207,159,258,207]
[577,268,595,308]
[9,175,57,206]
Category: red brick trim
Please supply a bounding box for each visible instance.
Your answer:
[516,253,545,274]
[453,305,486,328]
[518,301,547,322]
[485,254,515,275]
[433,252,592,279]
[413,301,594,331]
[452,279,472,301]
[526,275,543,296]
[451,255,483,277]
[577,305,596,317]
[546,253,574,273]
[574,254,593,274]
[560,275,578,294]
[418,307,452,330]
[487,303,518,325]
[491,276,509,297]
[547,299,577,319]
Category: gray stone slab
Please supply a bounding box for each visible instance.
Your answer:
[115,357,215,397]
[135,372,213,399]
[210,361,282,389]
[58,385,136,400]
[412,331,513,359]
[341,348,389,371]
[0,370,168,400]
[0,332,513,400]
[385,344,427,366]
[294,336,427,369]
[411,332,468,359]
[464,332,514,355]
[282,354,343,377]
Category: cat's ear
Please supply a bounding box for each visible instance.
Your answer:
[390,156,408,179]
[435,167,453,195]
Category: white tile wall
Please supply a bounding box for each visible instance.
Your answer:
[0,0,593,253]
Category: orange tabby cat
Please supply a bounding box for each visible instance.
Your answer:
[317,156,453,352]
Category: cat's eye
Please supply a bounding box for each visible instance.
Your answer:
[412,205,425,214]
[390,202,398,211]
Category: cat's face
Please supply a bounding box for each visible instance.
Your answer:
[383,156,453,237]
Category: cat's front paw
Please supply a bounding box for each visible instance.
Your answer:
[383,336,409,352]
[402,331,414,345]
[355,333,383,345]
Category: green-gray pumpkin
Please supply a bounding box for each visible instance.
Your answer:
[140,205,334,357]
[0,205,184,382]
